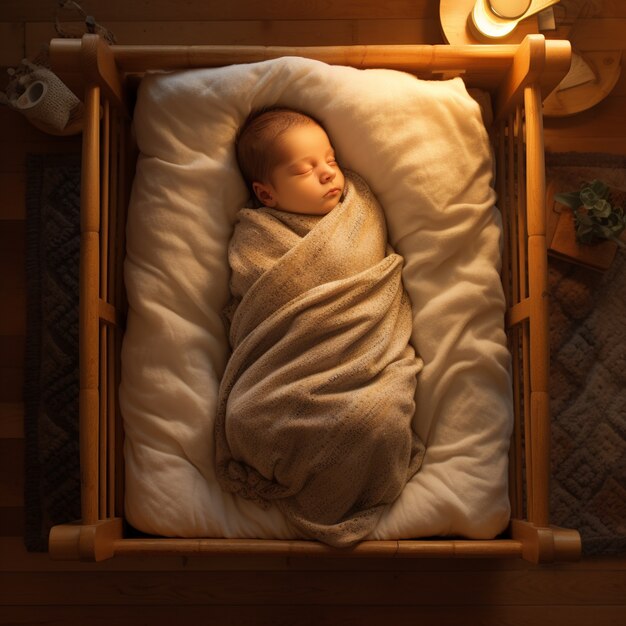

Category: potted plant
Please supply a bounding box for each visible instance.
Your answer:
[554,179,626,249]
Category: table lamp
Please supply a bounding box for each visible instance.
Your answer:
[469,0,560,40]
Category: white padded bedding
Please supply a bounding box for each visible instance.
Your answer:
[120,57,514,541]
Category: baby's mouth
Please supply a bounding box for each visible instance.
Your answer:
[324,187,342,198]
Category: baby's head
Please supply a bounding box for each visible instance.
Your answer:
[236,107,345,216]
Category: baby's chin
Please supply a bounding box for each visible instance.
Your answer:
[322,188,345,213]
[326,198,343,212]
[317,197,343,215]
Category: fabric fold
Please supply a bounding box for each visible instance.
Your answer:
[215,171,425,546]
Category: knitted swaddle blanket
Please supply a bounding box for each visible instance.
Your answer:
[215,171,425,547]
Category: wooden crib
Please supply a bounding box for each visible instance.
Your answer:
[47,33,580,563]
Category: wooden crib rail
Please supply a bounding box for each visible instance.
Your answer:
[496,77,580,563]
[79,80,130,525]
[494,35,570,121]
[50,34,569,109]
[48,35,580,563]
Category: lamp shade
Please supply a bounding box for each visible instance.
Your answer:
[470,0,529,39]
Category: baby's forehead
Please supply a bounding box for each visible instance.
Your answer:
[276,124,335,155]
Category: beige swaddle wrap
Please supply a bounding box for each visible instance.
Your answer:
[215,171,425,547]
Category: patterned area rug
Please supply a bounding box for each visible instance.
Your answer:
[546,152,626,557]
[24,153,81,551]
[23,152,625,556]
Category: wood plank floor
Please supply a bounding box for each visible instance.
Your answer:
[1,1,625,624]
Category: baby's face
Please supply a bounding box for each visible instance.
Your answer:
[253,124,345,216]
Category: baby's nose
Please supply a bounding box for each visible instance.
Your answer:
[320,164,336,182]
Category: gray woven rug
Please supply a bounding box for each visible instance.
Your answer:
[24,153,81,551]
[23,152,625,556]
[546,152,626,557]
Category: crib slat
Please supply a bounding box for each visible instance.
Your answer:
[79,85,102,526]
[527,237,550,527]
[525,112,548,241]
[497,120,510,307]
[109,538,524,559]
[106,109,115,518]
[508,329,520,518]
[115,114,132,519]
[524,83,550,528]
[100,100,110,301]
[107,325,116,517]
[78,392,100,526]
[524,86,549,393]
[523,328,532,523]
[530,391,551,527]
[499,114,524,520]
[506,298,530,328]
[516,105,528,301]
[108,111,119,306]
[100,97,110,518]
[507,113,519,305]
[115,114,129,312]
[81,87,101,236]
[99,324,108,519]
[81,254,100,527]
[511,104,532,512]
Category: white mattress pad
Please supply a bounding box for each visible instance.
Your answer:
[120,57,513,541]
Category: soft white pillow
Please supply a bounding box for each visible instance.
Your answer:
[120,57,513,541]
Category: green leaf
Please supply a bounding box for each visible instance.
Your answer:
[574,210,593,226]
[589,180,609,199]
[580,187,598,207]
[554,191,582,209]
[592,198,612,218]
[559,179,626,246]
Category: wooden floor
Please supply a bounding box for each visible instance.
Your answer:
[1,1,625,624]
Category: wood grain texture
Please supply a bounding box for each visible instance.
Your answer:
[0,403,24,438]
[25,19,442,55]
[8,604,626,626]
[2,535,625,572]
[3,0,439,21]
[4,604,626,626]
[0,173,26,220]
[0,22,24,66]
[0,221,26,351]
[0,439,23,507]
[1,567,625,606]
[0,508,23,537]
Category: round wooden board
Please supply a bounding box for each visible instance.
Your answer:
[543,51,622,117]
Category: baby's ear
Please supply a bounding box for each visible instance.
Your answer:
[252,182,277,207]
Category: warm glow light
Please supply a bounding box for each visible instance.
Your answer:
[470,0,521,39]
[469,0,560,40]
[489,0,531,20]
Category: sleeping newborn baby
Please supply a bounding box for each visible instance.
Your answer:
[214,107,425,547]
[237,107,346,216]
